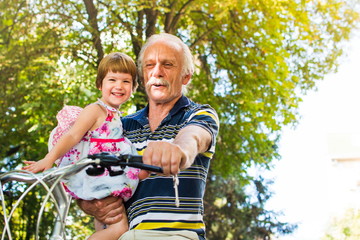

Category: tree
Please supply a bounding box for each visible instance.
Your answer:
[204,174,297,239]
[1,0,359,238]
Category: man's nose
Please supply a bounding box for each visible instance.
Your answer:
[152,63,164,77]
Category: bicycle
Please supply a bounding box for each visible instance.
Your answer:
[0,152,163,240]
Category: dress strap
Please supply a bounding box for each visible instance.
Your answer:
[96,99,121,115]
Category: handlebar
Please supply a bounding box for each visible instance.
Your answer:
[1,152,163,185]
[86,152,163,176]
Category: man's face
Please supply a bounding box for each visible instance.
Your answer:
[142,40,190,105]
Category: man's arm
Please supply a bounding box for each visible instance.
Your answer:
[140,125,212,177]
[174,125,212,169]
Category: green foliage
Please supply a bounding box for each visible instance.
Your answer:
[322,208,360,240]
[1,0,359,239]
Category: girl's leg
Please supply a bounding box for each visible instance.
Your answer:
[88,216,129,240]
[94,218,106,231]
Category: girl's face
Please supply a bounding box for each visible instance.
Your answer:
[99,71,133,109]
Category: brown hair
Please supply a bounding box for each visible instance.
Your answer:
[96,52,138,91]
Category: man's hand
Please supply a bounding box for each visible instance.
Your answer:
[140,141,185,178]
[77,196,125,225]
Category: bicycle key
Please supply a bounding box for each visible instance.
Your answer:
[173,174,180,207]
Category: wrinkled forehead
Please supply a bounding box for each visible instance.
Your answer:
[143,40,183,63]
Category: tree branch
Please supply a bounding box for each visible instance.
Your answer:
[164,0,195,33]
[82,0,104,66]
[144,7,158,38]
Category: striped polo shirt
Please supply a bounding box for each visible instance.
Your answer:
[122,95,219,239]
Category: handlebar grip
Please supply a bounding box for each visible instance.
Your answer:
[126,162,163,173]
[122,154,142,163]
[118,154,163,173]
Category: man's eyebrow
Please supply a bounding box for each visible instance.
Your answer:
[144,58,176,63]
[161,58,176,63]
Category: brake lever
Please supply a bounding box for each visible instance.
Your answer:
[87,152,163,173]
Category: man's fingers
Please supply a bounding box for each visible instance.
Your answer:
[160,147,171,175]
[170,146,183,175]
[142,141,184,176]
[94,198,124,224]
[99,208,123,224]
[142,145,153,165]
[138,170,150,180]
[78,197,125,225]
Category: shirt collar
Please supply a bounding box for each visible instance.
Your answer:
[169,95,191,116]
[132,95,191,126]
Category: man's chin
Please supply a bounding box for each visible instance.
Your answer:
[147,90,167,99]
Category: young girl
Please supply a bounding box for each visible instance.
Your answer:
[23,52,139,240]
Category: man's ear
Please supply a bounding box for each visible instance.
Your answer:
[182,74,191,85]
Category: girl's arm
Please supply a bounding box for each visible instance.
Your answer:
[23,104,105,173]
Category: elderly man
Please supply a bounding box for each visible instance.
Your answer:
[79,33,219,240]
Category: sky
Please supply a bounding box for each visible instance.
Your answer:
[266,29,360,240]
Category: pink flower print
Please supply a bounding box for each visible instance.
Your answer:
[89,142,105,154]
[82,136,89,142]
[98,124,110,136]
[112,190,121,197]
[102,143,112,152]
[113,187,133,199]
[97,143,112,153]
[106,112,114,121]
[62,183,80,199]
[126,168,140,180]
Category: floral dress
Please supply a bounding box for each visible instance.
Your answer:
[48,99,139,201]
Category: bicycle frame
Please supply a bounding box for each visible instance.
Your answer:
[1,158,95,240]
[0,153,161,240]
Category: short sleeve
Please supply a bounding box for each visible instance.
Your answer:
[185,105,219,153]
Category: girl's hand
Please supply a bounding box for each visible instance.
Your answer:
[22,159,54,173]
